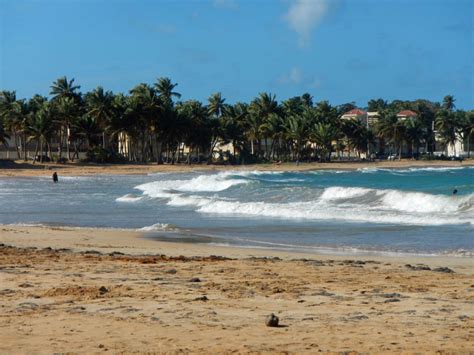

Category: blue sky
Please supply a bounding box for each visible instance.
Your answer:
[0,0,472,109]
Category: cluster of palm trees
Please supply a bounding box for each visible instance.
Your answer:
[0,76,472,164]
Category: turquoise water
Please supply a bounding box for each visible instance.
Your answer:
[0,166,472,256]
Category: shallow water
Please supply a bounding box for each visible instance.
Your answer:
[1,167,473,256]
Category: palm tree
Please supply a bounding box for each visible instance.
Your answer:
[435,109,458,156]
[0,91,21,158]
[74,114,102,150]
[0,116,10,151]
[259,113,284,160]
[155,77,181,106]
[459,111,474,157]
[56,97,81,160]
[367,98,388,112]
[27,102,54,163]
[50,76,81,100]
[404,119,425,158]
[249,93,280,158]
[377,112,406,159]
[208,92,226,118]
[84,86,115,148]
[442,95,456,112]
[129,83,163,162]
[285,114,309,161]
[310,123,339,162]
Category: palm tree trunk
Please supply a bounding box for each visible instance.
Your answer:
[13,131,21,159]
[66,126,71,161]
[57,129,63,160]
[33,140,39,164]
[23,133,28,161]
[48,142,52,161]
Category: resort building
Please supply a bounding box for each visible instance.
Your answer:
[396,110,417,121]
[367,112,380,126]
[340,108,368,126]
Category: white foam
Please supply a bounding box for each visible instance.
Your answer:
[320,186,374,200]
[381,190,472,213]
[138,223,176,232]
[135,172,249,199]
[133,172,474,227]
[175,173,248,192]
[116,194,144,202]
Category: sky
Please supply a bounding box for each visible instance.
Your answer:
[0,0,472,109]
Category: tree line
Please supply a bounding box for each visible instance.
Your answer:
[0,76,473,164]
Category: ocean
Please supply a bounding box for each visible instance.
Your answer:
[1,166,473,257]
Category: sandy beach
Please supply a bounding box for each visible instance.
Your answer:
[0,159,471,178]
[0,225,473,353]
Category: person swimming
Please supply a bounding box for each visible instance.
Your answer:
[452,188,458,195]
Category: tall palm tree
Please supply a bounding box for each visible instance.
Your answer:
[404,119,425,158]
[460,110,474,157]
[249,93,280,158]
[435,109,458,156]
[285,113,310,161]
[208,92,226,118]
[129,83,163,162]
[155,77,181,106]
[377,112,406,159]
[50,76,81,100]
[56,97,81,160]
[74,114,102,150]
[367,98,388,112]
[0,91,23,159]
[442,95,456,112]
[310,122,339,162]
[0,116,10,151]
[27,102,54,163]
[84,86,115,148]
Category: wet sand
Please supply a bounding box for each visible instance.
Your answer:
[0,225,473,353]
[0,159,471,177]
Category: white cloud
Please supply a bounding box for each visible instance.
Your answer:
[277,67,322,88]
[285,0,329,47]
[278,67,303,85]
[213,0,238,10]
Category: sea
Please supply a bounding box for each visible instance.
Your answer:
[1,166,473,257]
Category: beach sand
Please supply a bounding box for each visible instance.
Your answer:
[0,225,473,353]
[0,159,471,178]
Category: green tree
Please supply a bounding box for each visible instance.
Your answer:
[310,123,339,162]
[442,95,456,112]
[155,77,181,107]
[84,86,115,148]
[27,101,54,163]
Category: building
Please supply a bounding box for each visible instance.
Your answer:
[340,109,367,126]
[396,110,417,121]
[367,112,380,127]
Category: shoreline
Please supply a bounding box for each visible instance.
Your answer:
[1,224,472,267]
[4,223,473,259]
[1,224,473,353]
[0,159,471,177]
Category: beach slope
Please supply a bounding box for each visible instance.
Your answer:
[0,226,473,353]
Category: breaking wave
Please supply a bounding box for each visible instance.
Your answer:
[116,194,144,202]
[133,169,473,226]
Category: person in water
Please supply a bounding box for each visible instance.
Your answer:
[452,188,458,195]
[52,172,58,183]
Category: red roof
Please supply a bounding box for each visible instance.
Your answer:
[397,110,417,116]
[343,109,367,116]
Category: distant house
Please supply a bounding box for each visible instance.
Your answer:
[341,109,367,126]
[340,109,380,129]
[396,110,417,121]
